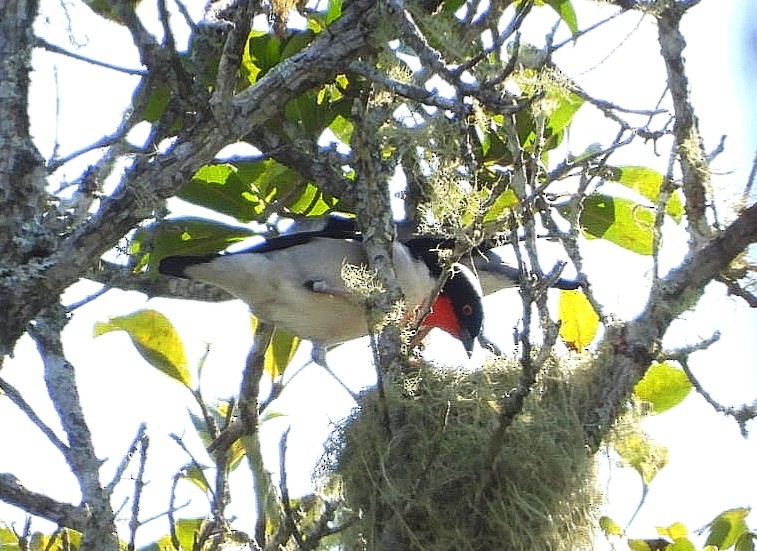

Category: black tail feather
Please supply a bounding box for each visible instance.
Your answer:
[158,254,218,279]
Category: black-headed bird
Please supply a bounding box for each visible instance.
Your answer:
[158,225,484,362]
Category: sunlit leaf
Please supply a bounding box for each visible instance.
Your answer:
[483,187,518,223]
[599,516,624,537]
[175,518,204,551]
[28,529,82,551]
[612,426,668,486]
[576,194,655,255]
[605,165,684,223]
[181,464,211,494]
[667,537,696,551]
[634,362,692,414]
[705,508,751,549]
[94,309,191,388]
[656,521,688,540]
[251,315,302,379]
[325,0,343,24]
[266,329,301,380]
[140,518,205,551]
[179,163,263,222]
[558,290,599,350]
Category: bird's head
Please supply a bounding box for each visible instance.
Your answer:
[420,263,484,356]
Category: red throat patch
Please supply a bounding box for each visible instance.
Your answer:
[421,294,462,340]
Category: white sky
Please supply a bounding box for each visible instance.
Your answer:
[1,0,755,548]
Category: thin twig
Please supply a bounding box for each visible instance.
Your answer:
[278,429,305,548]
[34,37,147,75]
[0,378,70,457]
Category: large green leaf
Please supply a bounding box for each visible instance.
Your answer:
[94,309,192,388]
[705,508,751,549]
[178,164,263,222]
[576,194,655,255]
[604,165,684,222]
[130,217,256,273]
[179,160,339,221]
[634,362,692,414]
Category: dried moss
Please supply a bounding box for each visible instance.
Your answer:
[322,355,602,550]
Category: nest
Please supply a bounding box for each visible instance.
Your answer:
[321,355,602,550]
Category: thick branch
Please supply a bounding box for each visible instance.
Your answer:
[582,201,757,447]
[0,474,88,531]
[657,4,711,243]
[0,0,47,258]
[29,305,119,550]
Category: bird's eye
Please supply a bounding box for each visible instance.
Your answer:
[461,304,474,316]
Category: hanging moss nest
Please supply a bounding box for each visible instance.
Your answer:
[321,355,602,550]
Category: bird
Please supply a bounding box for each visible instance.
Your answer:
[158,223,484,362]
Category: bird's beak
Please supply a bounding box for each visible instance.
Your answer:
[460,327,475,357]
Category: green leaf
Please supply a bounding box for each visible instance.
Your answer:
[705,508,751,549]
[736,532,757,551]
[140,518,205,551]
[179,163,263,222]
[251,316,301,379]
[267,329,300,379]
[634,362,692,414]
[442,0,466,13]
[657,521,688,540]
[179,159,339,220]
[174,518,204,551]
[599,516,624,537]
[325,0,343,24]
[130,217,256,273]
[577,194,655,255]
[612,426,668,486]
[94,309,191,388]
[181,464,211,495]
[140,82,171,123]
[558,290,599,350]
[667,537,696,551]
[543,0,579,36]
[628,540,653,551]
[604,165,684,222]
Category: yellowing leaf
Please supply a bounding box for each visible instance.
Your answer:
[94,309,191,388]
[250,315,301,379]
[634,362,692,414]
[599,516,623,537]
[656,521,688,540]
[612,427,668,486]
[558,290,599,350]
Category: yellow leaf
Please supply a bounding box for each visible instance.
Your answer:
[558,290,599,350]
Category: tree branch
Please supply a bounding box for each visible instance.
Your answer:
[582,201,757,448]
[29,305,119,550]
[0,474,88,531]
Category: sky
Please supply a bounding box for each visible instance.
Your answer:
[0,0,755,548]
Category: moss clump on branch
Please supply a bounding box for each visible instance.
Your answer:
[322,355,602,550]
